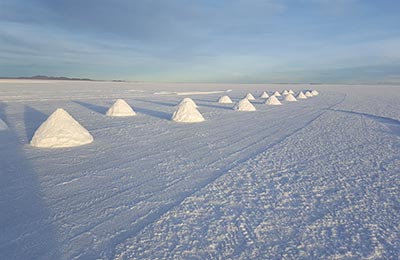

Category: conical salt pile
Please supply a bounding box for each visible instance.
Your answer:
[284,93,297,102]
[218,95,233,104]
[288,89,295,94]
[311,90,319,96]
[106,99,136,117]
[178,97,198,108]
[0,118,8,131]
[172,100,204,123]
[30,108,94,148]
[265,95,282,105]
[305,91,313,97]
[245,93,256,100]
[234,98,256,111]
[297,91,307,99]
[273,91,281,97]
[260,91,269,98]
[282,90,289,95]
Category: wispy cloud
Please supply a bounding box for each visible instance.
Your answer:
[0,0,399,82]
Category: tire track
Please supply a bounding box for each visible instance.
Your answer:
[103,93,348,258]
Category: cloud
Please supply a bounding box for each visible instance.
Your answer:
[7,0,285,40]
[0,0,399,83]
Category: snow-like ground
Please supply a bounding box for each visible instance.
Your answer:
[0,81,399,259]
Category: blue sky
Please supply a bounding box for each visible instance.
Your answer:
[1,0,399,83]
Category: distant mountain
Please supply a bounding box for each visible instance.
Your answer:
[0,75,93,81]
[0,75,127,82]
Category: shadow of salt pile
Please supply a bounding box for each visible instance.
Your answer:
[133,106,171,120]
[23,105,48,142]
[197,103,233,110]
[72,100,109,115]
[191,97,218,103]
[0,103,60,260]
[134,99,176,107]
[142,96,235,112]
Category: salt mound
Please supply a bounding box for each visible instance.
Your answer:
[297,91,307,99]
[178,97,198,108]
[284,93,297,102]
[265,95,282,105]
[245,93,256,100]
[260,91,269,98]
[288,89,295,94]
[273,91,281,97]
[30,108,94,148]
[305,91,313,97]
[234,98,256,111]
[282,90,289,95]
[106,99,136,117]
[172,100,204,123]
[218,95,233,104]
[311,90,319,96]
[0,118,8,131]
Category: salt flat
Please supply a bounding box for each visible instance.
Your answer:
[0,81,399,259]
